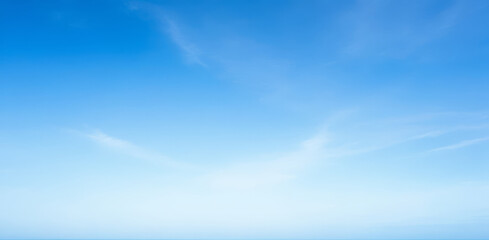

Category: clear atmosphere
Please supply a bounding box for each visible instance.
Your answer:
[1,0,489,239]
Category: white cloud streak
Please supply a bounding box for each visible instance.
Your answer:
[204,132,328,190]
[342,0,468,58]
[429,136,489,153]
[163,17,206,67]
[84,130,195,170]
[78,128,329,190]
[129,2,206,66]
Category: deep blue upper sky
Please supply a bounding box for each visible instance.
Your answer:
[1,0,489,239]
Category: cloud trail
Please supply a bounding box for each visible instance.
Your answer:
[163,17,206,67]
[429,136,489,153]
[128,2,206,66]
[204,132,328,190]
[77,128,329,190]
[84,130,195,170]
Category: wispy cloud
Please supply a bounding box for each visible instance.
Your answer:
[204,132,328,190]
[75,128,329,190]
[326,129,447,159]
[429,136,489,153]
[73,110,488,190]
[82,130,195,170]
[341,0,468,58]
[162,17,206,67]
[129,2,206,66]
[128,2,298,103]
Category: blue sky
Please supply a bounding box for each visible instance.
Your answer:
[1,0,489,239]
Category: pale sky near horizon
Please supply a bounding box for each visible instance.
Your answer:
[1,0,489,239]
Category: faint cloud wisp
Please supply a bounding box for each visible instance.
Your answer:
[83,130,195,170]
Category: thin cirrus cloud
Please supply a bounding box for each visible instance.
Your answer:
[77,110,488,190]
[163,17,206,67]
[342,0,468,58]
[83,130,194,170]
[79,129,329,190]
[129,2,206,66]
[204,132,328,190]
[428,136,489,153]
[129,2,297,102]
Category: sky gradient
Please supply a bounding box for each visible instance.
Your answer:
[1,0,489,239]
